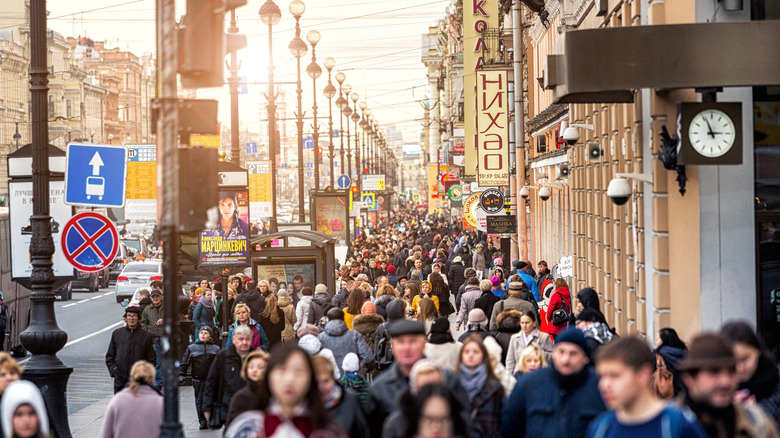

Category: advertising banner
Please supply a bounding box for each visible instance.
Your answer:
[9,180,73,278]
[199,190,250,265]
[477,70,510,186]
[126,145,157,221]
[464,0,499,175]
[255,263,315,293]
[247,160,272,219]
[313,193,349,245]
[427,164,438,214]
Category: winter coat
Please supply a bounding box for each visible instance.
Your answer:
[505,328,554,373]
[105,325,156,384]
[224,402,344,438]
[294,295,312,332]
[226,318,270,351]
[277,296,297,343]
[331,287,351,310]
[473,252,486,272]
[352,313,384,354]
[474,292,500,323]
[179,340,221,380]
[374,294,395,320]
[232,288,267,322]
[225,380,260,430]
[424,341,462,372]
[467,376,504,438]
[518,271,540,302]
[739,354,780,424]
[137,297,152,315]
[500,366,606,438]
[489,294,536,331]
[410,294,439,315]
[494,311,522,365]
[203,344,249,423]
[448,262,466,296]
[310,293,334,325]
[386,274,399,287]
[344,309,358,330]
[141,303,165,338]
[456,284,482,326]
[317,320,374,374]
[582,322,614,353]
[192,301,216,334]
[329,383,370,438]
[100,384,163,438]
[546,287,572,335]
[259,308,286,347]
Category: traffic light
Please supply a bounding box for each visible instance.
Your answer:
[178,0,248,89]
[351,185,359,194]
[179,148,219,232]
[317,147,323,165]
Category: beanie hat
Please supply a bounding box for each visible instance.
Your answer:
[342,353,360,373]
[326,307,344,321]
[315,284,328,295]
[490,275,501,287]
[575,308,601,323]
[514,261,528,270]
[464,267,477,278]
[468,308,488,326]
[361,301,376,315]
[494,258,503,266]
[385,299,406,322]
[556,328,591,357]
[296,323,320,339]
[453,256,462,263]
[277,289,289,299]
[387,265,396,274]
[679,333,736,371]
[430,317,450,334]
[298,334,321,355]
[199,326,214,338]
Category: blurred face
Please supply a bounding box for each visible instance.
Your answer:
[198,330,212,343]
[523,355,542,372]
[259,282,268,293]
[596,360,648,410]
[683,367,737,408]
[219,197,236,219]
[246,358,267,383]
[733,343,760,383]
[125,312,139,329]
[392,334,427,370]
[418,396,453,438]
[233,333,252,355]
[294,279,303,290]
[12,405,38,438]
[415,259,422,269]
[460,342,483,369]
[203,290,212,301]
[421,284,431,295]
[231,278,241,288]
[199,279,209,289]
[235,308,249,324]
[270,352,311,409]
[316,371,334,399]
[519,315,536,334]
[552,343,589,376]
[575,301,584,314]
[0,367,20,394]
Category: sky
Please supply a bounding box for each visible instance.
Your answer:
[45,0,451,145]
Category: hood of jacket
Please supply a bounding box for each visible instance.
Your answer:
[583,321,613,345]
[576,288,600,310]
[656,345,687,368]
[353,313,384,330]
[242,288,262,302]
[497,310,522,333]
[231,317,258,328]
[312,293,330,306]
[375,294,395,307]
[278,296,292,308]
[464,284,481,295]
[323,319,348,337]
[385,299,405,322]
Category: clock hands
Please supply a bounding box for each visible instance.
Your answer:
[704,117,716,138]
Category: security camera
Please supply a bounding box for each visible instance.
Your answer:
[519,187,530,200]
[539,186,552,201]
[562,126,580,146]
[607,177,632,206]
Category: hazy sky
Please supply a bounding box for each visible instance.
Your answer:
[45,0,450,144]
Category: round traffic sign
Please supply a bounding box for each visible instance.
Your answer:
[61,212,119,272]
[480,189,505,214]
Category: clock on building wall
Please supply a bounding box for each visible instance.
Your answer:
[678,102,742,165]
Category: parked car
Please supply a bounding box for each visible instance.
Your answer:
[108,242,131,281]
[71,268,109,292]
[115,260,163,303]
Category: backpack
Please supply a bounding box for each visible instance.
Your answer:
[550,291,570,325]
[374,323,394,372]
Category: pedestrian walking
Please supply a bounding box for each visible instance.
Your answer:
[313,355,370,437]
[352,301,384,354]
[505,310,553,373]
[653,327,687,399]
[293,286,313,333]
[192,288,217,337]
[179,326,221,429]
[455,277,482,331]
[458,309,492,342]
[258,293,285,348]
[106,306,155,393]
[343,288,365,330]
[232,281,266,322]
[424,317,462,372]
[545,278,572,341]
[203,325,255,429]
[318,308,374,375]
[100,360,163,438]
[225,350,269,429]
[457,336,504,437]
[399,383,469,438]
[140,287,165,387]
[1,380,50,438]
[489,281,536,331]
[226,303,270,352]
[374,284,397,320]
[276,290,297,343]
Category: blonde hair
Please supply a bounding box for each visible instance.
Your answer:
[0,353,22,376]
[261,293,280,324]
[129,361,155,395]
[376,284,398,299]
[311,355,334,379]
[193,288,204,299]
[234,303,251,320]
[240,350,270,380]
[518,344,547,373]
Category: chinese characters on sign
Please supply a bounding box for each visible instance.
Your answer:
[477,70,509,187]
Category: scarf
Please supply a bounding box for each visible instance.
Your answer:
[199,296,214,309]
[739,354,780,401]
[459,363,487,401]
[322,383,342,409]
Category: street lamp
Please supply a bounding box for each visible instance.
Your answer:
[335,72,346,176]
[306,30,322,190]
[13,116,21,149]
[341,84,353,179]
[359,104,369,174]
[350,92,360,183]
[259,0,282,231]
[288,0,307,222]
[323,57,336,187]
[108,133,113,144]
[89,129,95,143]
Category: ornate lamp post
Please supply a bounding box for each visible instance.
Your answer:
[259,0,282,231]
[334,72,347,176]
[359,104,369,175]
[306,30,322,190]
[323,57,336,187]
[288,0,307,222]
[341,84,353,179]
[13,116,21,149]
[350,92,361,183]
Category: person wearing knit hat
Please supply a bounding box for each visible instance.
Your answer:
[1,380,50,438]
[340,352,369,409]
[458,308,493,343]
[424,317,461,371]
[501,327,606,437]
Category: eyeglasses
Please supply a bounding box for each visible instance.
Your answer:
[420,415,452,428]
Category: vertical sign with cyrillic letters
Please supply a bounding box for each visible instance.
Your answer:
[477,70,509,186]
[464,0,499,176]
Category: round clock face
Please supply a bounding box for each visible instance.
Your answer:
[688,109,736,158]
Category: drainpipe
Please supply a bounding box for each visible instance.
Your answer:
[513,1,528,260]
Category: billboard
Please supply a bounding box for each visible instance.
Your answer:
[313,193,349,245]
[247,160,272,219]
[126,145,157,221]
[198,190,250,265]
[477,70,510,186]
[255,262,316,294]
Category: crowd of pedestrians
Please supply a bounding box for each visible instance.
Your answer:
[94,209,780,438]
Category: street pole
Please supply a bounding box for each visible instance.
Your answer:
[306,31,321,191]
[228,10,241,165]
[288,2,306,222]
[21,2,73,437]
[323,58,336,188]
[335,72,346,177]
[513,1,527,260]
[351,94,360,184]
[259,0,281,232]
[156,0,183,435]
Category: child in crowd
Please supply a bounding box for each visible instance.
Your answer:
[340,352,369,407]
[180,326,221,429]
[513,344,547,379]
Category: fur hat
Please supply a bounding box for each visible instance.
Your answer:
[315,284,328,295]
[464,267,477,278]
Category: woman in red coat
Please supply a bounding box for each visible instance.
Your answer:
[545,279,571,341]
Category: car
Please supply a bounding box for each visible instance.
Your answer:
[71,268,109,292]
[115,260,163,303]
[108,242,132,281]
[120,237,148,259]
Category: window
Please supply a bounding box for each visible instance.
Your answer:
[66,99,72,118]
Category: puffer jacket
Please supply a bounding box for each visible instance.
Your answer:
[448,262,466,296]
[317,319,374,374]
[352,313,384,353]
[309,293,333,325]
[374,294,395,320]
[179,340,220,380]
[294,295,312,332]
[232,288,266,322]
[456,284,482,327]
[277,296,297,343]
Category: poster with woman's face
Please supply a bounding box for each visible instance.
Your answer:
[199,190,250,265]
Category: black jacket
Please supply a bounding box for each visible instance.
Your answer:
[258,308,285,347]
[225,380,260,429]
[309,293,334,325]
[204,344,250,421]
[138,297,153,315]
[447,262,466,296]
[331,287,350,310]
[180,340,220,380]
[330,383,370,438]
[232,288,266,322]
[474,291,500,322]
[105,325,156,383]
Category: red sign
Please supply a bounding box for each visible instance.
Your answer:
[61,212,119,272]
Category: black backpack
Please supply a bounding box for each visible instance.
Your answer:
[375,323,394,372]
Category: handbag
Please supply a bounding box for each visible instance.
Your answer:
[208,407,224,429]
[550,291,570,325]
[652,353,675,399]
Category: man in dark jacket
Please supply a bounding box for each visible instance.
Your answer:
[141,289,165,387]
[232,282,266,322]
[447,257,466,300]
[203,325,255,429]
[330,278,355,310]
[106,305,156,393]
[136,289,152,314]
[180,326,221,429]
[308,283,334,326]
[501,328,606,438]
